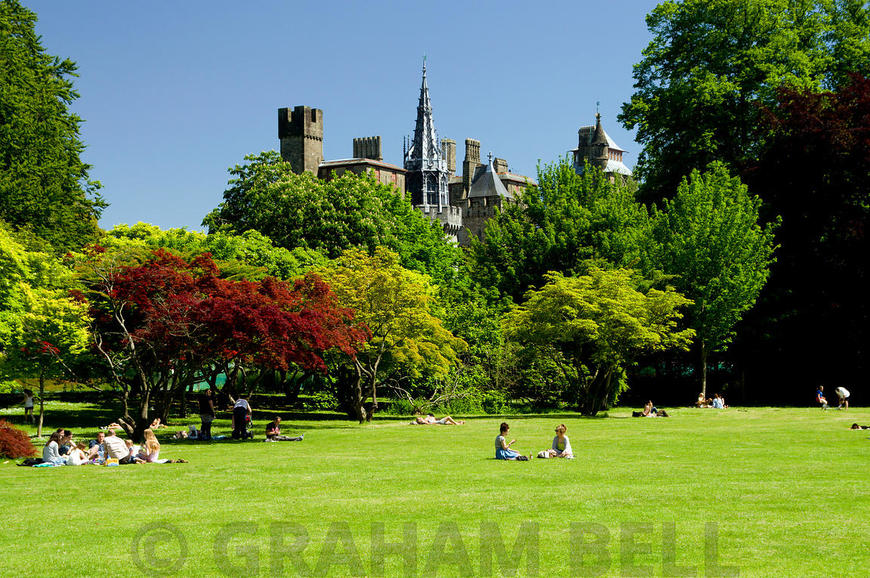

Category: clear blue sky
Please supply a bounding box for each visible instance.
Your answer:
[28,1,660,231]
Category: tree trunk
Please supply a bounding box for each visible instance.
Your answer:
[701,341,708,399]
[37,369,46,438]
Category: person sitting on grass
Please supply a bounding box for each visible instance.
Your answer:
[135,429,161,463]
[264,416,304,442]
[88,431,106,462]
[103,428,134,464]
[58,430,74,456]
[412,414,465,425]
[42,431,67,465]
[66,442,89,466]
[495,422,530,461]
[695,393,711,408]
[711,393,726,409]
[816,386,828,410]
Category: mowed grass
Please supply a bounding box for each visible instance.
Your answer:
[0,406,868,577]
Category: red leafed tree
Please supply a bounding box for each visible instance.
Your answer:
[79,248,368,440]
[0,420,37,459]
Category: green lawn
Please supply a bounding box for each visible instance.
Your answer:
[1,405,868,577]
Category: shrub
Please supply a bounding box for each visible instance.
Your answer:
[303,391,337,412]
[0,420,37,459]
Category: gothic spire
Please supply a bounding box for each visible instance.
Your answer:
[404,60,448,208]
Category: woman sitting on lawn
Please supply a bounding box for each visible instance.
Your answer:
[495,422,530,460]
[42,432,66,465]
[135,429,161,463]
[546,424,574,458]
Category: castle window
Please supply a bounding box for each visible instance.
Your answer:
[310,109,317,122]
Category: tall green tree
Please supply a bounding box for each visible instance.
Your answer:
[503,270,694,416]
[620,0,870,199]
[0,0,105,250]
[470,157,649,302]
[648,163,779,396]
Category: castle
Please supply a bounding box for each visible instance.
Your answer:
[278,63,629,246]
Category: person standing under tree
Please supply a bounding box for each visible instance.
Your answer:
[199,389,215,440]
[22,389,34,424]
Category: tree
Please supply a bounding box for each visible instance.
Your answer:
[0,223,90,436]
[103,222,328,281]
[648,163,779,396]
[470,157,649,302]
[736,74,870,395]
[78,247,366,440]
[318,247,467,422]
[202,151,462,285]
[502,270,694,416]
[620,0,870,200]
[0,0,105,250]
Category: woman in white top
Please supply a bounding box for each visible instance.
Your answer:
[42,432,67,465]
[66,442,88,465]
[22,389,34,424]
[836,387,850,410]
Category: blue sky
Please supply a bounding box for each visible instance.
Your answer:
[28,1,660,231]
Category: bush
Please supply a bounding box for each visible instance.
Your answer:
[0,420,37,459]
[302,391,337,412]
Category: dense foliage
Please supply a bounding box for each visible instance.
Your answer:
[620,0,870,200]
[0,419,35,458]
[647,163,779,395]
[0,0,105,250]
[503,270,694,415]
[317,248,466,422]
[470,157,649,302]
[78,247,367,439]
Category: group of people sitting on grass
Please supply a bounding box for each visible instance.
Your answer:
[495,422,574,461]
[695,393,728,409]
[35,427,185,466]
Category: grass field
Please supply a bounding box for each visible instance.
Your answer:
[1,404,868,577]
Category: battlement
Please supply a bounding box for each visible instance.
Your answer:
[416,203,463,236]
[353,136,382,161]
[279,105,324,174]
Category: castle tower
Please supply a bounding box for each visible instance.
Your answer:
[278,105,323,174]
[404,61,449,209]
[462,138,481,192]
[571,112,632,178]
[441,138,456,175]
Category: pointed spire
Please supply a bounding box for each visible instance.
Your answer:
[592,112,607,146]
[405,60,449,208]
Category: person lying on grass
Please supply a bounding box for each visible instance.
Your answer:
[264,416,303,442]
[412,414,465,425]
[495,422,530,461]
[850,423,870,430]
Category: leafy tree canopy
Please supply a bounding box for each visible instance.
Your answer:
[0,0,105,250]
[647,163,778,394]
[102,222,327,281]
[202,151,464,287]
[503,269,694,416]
[620,0,870,199]
[470,157,649,302]
[318,247,467,422]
